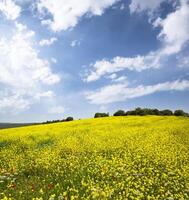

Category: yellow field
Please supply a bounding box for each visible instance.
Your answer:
[0,116,189,199]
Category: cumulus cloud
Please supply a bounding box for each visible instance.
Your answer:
[86,80,189,104]
[107,73,128,83]
[0,22,60,113]
[0,90,55,113]
[0,94,31,113]
[85,1,189,82]
[39,37,57,46]
[36,0,120,32]
[0,22,60,88]
[0,0,21,20]
[154,0,189,55]
[85,53,160,82]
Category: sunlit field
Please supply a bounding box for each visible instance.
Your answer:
[0,116,189,199]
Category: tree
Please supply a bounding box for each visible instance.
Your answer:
[94,113,109,118]
[113,110,125,116]
[66,117,74,121]
[159,109,173,116]
[141,108,160,115]
[174,110,188,117]
[135,107,145,116]
[125,110,136,115]
[151,109,160,115]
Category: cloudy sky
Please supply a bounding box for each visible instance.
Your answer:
[0,0,189,122]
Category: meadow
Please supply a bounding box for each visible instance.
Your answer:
[0,116,189,199]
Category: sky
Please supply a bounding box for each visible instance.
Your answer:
[0,0,189,123]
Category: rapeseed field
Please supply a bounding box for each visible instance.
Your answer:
[0,116,189,199]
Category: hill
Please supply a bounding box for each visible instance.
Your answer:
[0,123,36,129]
[0,116,189,199]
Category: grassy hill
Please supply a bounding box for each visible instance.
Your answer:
[0,116,189,199]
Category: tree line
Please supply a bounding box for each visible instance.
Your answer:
[94,108,189,118]
[42,117,74,124]
[39,108,188,125]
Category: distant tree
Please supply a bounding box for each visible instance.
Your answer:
[94,113,109,118]
[174,110,188,117]
[125,108,169,116]
[113,110,125,116]
[134,107,145,116]
[125,110,136,115]
[160,109,173,116]
[142,108,160,115]
[66,117,74,121]
[94,113,101,118]
[151,109,160,115]
[125,111,129,116]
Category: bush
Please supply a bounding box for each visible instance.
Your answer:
[124,108,173,116]
[125,110,136,115]
[159,109,173,116]
[113,110,125,116]
[94,113,109,118]
[151,109,160,115]
[139,108,160,116]
[66,117,74,121]
[135,107,146,116]
[174,110,188,117]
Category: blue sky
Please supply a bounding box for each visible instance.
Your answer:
[0,0,189,122]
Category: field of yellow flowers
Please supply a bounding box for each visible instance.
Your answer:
[0,116,189,199]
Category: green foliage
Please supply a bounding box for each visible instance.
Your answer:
[159,109,173,116]
[174,110,188,117]
[113,110,125,116]
[94,113,109,118]
[114,108,188,117]
[43,117,74,124]
[65,117,74,121]
[135,107,145,116]
[0,116,189,199]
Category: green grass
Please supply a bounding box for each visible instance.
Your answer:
[0,116,189,199]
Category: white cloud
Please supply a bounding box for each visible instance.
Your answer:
[120,3,125,10]
[51,57,57,63]
[86,80,189,104]
[0,0,21,20]
[36,0,120,32]
[154,0,189,55]
[0,90,55,114]
[107,73,128,83]
[85,1,189,82]
[48,106,65,114]
[39,37,57,46]
[34,91,55,100]
[108,73,117,80]
[0,94,31,113]
[85,53,160,82]
[113,75,128,83]
[70,40,81,47]
[0,22,60,113]
[0,22,60,88]
[129,0,166,14]
[178,55,189,67]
